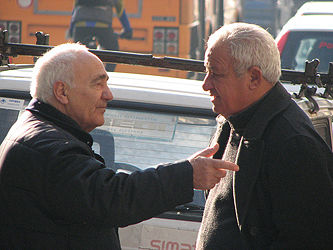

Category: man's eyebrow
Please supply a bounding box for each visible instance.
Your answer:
[204,61,209,69]
[204,62,212,72]
[91,73,109,83]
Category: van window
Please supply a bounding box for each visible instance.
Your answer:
[281,31,333,73]
[0,95,216,210]
[92,107,216,171]
[0,97,28,143]
[0,109,20,143]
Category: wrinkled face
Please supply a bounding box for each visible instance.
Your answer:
[203,45,250,117]
[65,52,113,132]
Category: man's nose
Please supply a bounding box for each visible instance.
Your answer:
[102,86,113,101]
[202,73,212,91]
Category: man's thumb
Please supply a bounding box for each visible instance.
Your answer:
[190,143,219,159]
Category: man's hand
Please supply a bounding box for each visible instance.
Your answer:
[188,144,239,190]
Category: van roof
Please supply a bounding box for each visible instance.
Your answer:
[296,1,333,16]
[0,68,212,110]
[1,68,333,118]
[280,14,333,32]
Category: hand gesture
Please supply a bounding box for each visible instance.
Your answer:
[188,144,239,190]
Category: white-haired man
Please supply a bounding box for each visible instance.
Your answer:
[196,23,333,249]
[0,43,239,249]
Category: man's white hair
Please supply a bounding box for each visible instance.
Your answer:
[207,22,281,84]
[30,43,89,103]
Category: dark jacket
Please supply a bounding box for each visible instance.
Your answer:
[71,5,114,26]
[0,99,193,250]
[197,82,333,249]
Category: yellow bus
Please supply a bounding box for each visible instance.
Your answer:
[0,0,238,78]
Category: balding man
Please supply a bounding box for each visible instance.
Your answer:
[0,43,238,250]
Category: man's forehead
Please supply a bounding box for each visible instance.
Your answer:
[205,46,232,75]
[73,55,107,82]
[205,46,223,67]
[204,47,214,68]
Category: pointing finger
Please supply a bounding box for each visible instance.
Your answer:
[212,159,239,171]
[189,143,219,159]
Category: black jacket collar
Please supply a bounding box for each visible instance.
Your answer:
[244,82,291,139]
[26,98,93,147]
[216,82,291,140]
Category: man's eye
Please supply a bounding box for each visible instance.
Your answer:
[213,72,224,78]
[211,72,218,78]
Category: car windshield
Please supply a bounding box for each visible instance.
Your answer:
[281,31,333,73]
[0,96,216,209]
[91,107,216,171]
[91,106,216,209]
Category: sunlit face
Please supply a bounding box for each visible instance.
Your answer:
[64,52,113,132]
[203,45,250,117]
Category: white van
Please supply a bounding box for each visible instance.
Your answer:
[1,68,332,249]
[275,1,333,73]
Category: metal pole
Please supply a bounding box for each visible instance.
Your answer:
[198,0,206,60]
[217,0,224,27]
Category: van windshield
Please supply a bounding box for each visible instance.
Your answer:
[0,96,216,209]
[92,107,216,171]
[281,31,333,73]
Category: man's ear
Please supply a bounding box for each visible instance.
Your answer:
[248,66,262,90]
[53,81,69,104]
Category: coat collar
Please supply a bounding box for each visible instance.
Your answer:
[215,82,291,140]
[243,82,291,139]
[26,98,93,147]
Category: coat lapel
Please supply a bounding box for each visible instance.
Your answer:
[210,115,231,159]
[233,138,264,230]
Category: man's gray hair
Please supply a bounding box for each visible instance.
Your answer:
[207,22,281,84]
[30,43,89,103]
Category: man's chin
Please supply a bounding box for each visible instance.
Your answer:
[212,106,220,114]
[212,106,227,117]
[97,120,105,127]
[94,117,105,128]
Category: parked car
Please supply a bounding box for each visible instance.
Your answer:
[275,1,333,73]
[1,68,333,249]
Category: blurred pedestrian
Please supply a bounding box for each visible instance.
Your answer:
[68,0,132,71]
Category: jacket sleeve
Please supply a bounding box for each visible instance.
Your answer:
[44,140,194,227]
[267,135,333,249]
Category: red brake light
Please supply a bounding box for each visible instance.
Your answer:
[155,31,163,40]
[277,31,290,54]
[153,27,178,55]
[9,23,19,33]
[166,43,176,53]
[168,32,175,40]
